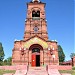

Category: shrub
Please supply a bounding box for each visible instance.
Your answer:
[72,67,75,70]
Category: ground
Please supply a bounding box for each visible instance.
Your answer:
[0,69,75,75]
[0,70,15,75]
[59,70,75,75]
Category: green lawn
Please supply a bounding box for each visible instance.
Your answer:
[0,69,75,75]
[0,69,16,75]
[59,70,75,75]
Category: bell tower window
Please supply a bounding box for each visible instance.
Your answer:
[32,10,40,20]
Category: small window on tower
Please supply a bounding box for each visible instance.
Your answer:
[32,10,36,17]
[37,11,40,17]
[33,26,39,33]
[32,10,40,20]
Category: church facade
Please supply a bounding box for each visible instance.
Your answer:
[12,0,59,67]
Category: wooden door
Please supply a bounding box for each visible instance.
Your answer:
[32,54,36,67]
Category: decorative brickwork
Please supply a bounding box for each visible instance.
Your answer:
[12,0,59,66]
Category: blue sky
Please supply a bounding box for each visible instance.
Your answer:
[0,0,74,61]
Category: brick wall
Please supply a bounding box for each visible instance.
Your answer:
[73,56,75,67]
[48,65,72,70]
[0,65,28,70]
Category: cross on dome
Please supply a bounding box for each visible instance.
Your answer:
[32,0,40,2]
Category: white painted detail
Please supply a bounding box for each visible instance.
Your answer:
[53,47,54,50]
[52,55,55,58]
[24,48,26,50]
[32,0,40,2]
[14,39,17,41]
[52,40,54,41]
[20,48,21,50]
[48,48,50,50]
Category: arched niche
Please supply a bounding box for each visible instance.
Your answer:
[29,44,44,67]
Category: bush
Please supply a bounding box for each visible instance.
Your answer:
[0,61,4,66]
[72,67,75,70]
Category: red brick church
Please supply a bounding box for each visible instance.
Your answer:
[12,0,59,67]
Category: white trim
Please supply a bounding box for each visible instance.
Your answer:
[32,0,40,2]
[48,48,50,50]
[52,55,55,58]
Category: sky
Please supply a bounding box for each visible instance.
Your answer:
[0,0,74,61]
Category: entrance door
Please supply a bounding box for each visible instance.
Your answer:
[32,48,40,67]
[36,55,40,66]
[32,54,36,66]
[32,54,40,67]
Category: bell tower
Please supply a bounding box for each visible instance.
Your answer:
[12,0,59,66]
[24,0,48,41]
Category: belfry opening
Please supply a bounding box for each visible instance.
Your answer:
[32,10,40,17]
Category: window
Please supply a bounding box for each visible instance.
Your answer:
[32,10,40,20]
[32,48,40,53]
[33,26,39,33]
[32,10,36,17]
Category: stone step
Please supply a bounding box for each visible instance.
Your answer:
[27,66,48,75]
[29,67,46,69]
[27,72,48,75]
[13,65,62,75]
[28,67,46,71]
[48,69,61,75]
[14,70,27,75]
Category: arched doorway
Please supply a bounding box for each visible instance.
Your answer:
[29,44,43,67]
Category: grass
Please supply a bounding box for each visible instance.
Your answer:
[0,69,75,75]
[0,69,16,75]
[72,67,75,70]
[59,70,75,75]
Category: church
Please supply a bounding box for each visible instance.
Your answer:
[12,0,59,67]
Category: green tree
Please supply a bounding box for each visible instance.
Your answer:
[0,42,5,65]
[58,45,65,63]
[3,57,12,65]
[70,53,75,58]
[3,59,8,65]
[7,57,12,65]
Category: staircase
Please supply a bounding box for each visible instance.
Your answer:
[3,65,71,75]
[48,65,61,75]
[14,70,27,75]
[48,69,61,75]
[27,67,48,75]
[13,66,61,75]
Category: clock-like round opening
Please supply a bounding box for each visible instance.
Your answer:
[33,26,39,32]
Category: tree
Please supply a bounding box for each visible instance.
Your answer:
[3,57,12,65]
[7,57,12,65]
[70,53,75,58]
[0,42,5,65]
[58,45,65,62]
[3,59,8,65]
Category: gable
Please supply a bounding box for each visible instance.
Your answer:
[24,37,48,49]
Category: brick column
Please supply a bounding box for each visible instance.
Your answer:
[73,56,75,66]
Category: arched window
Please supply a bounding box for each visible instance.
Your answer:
[32,10,40,19]
[32,10,36,17]
[37,11,40,17]
[32,48,40,53]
